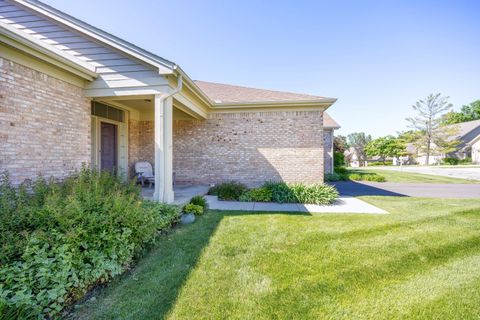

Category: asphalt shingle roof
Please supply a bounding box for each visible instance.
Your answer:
[195,80,340,128]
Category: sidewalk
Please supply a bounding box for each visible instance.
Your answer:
[205,195,388,214]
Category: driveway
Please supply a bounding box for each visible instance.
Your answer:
[333,181,480,198]
[371,166,480,181]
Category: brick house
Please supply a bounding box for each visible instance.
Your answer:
[0,0,339,203]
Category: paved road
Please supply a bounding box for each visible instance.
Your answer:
[370,166,480,181]
[333,181,480,198]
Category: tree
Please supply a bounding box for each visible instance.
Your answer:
[347,132,372,166]
[441,100,480,125]
[406,93,455,165]
[333,135,349,153]
[365,136,406,163]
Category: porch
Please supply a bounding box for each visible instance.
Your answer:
[89,75,210,204]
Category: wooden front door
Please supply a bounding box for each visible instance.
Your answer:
[100,122,117,172]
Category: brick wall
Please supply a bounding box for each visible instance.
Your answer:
[324,129,334,173]
[128,119,154,175]
[0,58,90,185]
[173,111,324,186]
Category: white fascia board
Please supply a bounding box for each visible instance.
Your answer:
[13,0,176,74]
[212,98,337,109]
[0,20,97,79]
[84,85,171,98]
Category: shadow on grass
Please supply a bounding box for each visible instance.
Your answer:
[73,206,480,319]
[72,210,308,320]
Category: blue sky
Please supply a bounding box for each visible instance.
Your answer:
[44,0,480,137]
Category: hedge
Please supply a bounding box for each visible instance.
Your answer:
[0,169,180,318]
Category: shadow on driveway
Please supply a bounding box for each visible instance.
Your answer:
[332,181,407,197]
[331,181,480,198]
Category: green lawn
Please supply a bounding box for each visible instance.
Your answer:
[351,168,479,184]
[73,197,480,320]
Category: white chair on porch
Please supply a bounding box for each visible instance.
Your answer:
[135,161,155,188]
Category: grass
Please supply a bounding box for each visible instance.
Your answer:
[351,168,479,184]
[72,197,480,320]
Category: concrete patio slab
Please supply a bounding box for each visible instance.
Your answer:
[142,185,210,206]
[206,195,387,214]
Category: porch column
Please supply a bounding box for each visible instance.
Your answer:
[153,95,174,203]
[163,97,174,202]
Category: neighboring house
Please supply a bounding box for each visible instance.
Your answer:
[344,147,365,167]
[470,134,480,164]
[0,0,339,203]
[322,113,340,173]
[405,119,480,165]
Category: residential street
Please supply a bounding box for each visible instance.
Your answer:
[334,181,480,198]
[371,166,480,181]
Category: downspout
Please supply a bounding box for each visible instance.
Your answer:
[153,73,183,202]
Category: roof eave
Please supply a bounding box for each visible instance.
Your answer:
[0,20,97,80]
[13,0,176,74]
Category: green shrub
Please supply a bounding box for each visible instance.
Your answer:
[263,181,297,203]
[189,195,208,211]
[347,172,386,182]
[208,182,247,201]
[183,203,204,216]
[334,166,348,174]
[289,183,339,205]
[334,152,345,167]
[0,169,179,318]
[442,157,459,165]
[262,181,338,205]
[367,161,393,166]
[239,187,272,202]
[459,157,472,164]
[362,174,387,182]
[325,172,342,182]
[0,300,36,320]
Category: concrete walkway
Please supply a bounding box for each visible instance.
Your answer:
[206,195,387,214]
[334,181,480,198]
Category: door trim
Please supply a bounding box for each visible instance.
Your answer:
[91,111,129,178]
[100,121,118,172]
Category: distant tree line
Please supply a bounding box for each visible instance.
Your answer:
[335,94,476,167]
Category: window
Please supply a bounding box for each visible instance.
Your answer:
[91,102,124,122]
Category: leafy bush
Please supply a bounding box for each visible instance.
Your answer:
[262,181,338,205]
[208,182,247,201]
[0,169,179,318]
[0,300,36,320]
[442,157,459,165]
[325,172,343,182]
[239,187,272,202]
[183,203,204,216]
[263,181,298,203]
[459,157,472,164]
[334,152,345,167]
[189,195,208,211]
[289,183,339,205]
[348,173,363,180]
[367,161,393,166]
[347,172,386,182]
[334,166,348,174]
